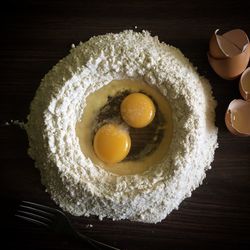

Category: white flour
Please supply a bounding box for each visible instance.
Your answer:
[4,120,25,129]
[26,30,218,223]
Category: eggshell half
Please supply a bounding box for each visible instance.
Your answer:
[239,67,250,100]
[209,29,228,58]
[209,29,249,58]
[207,46,250,80]
[223,29,249,53]
[225,99,250,136]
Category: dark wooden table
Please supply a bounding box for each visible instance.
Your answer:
[1,1,250,249]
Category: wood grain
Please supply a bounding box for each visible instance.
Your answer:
[1,0,250,249]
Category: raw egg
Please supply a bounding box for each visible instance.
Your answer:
[93,123,131,164]
[120,93,155,128]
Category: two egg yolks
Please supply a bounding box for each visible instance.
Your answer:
[93,93,156,164]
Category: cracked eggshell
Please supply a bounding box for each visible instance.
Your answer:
[239,67,250,101]
[208,48,250,80]
[209,29,249,58]
[208,29,250,80]
[209,29,227,58]
[225,99,250,136]
[222,29,250,56]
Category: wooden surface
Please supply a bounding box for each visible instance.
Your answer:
[1,0,250,249]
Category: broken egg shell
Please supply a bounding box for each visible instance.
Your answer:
[225,99,250,137]
[207,45,250,80]
[239,67,250,101]
[223,29,249,53]
[209,29,249,58]
[209,29,227,58]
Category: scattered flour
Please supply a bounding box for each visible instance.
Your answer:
[26,30,218,223]
[85,224,93,228]
[3,119,25,129]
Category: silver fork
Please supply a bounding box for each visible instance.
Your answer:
[15,201,120,250]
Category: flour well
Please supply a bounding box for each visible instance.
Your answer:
[26,30,218,223]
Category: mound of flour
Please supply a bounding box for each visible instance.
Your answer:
[26,30,218,223]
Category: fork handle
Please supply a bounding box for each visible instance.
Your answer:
[76,232,120,250]
[76,233,101,250]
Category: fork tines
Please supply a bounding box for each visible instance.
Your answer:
[15,201,55,228]
[15,201,121,250]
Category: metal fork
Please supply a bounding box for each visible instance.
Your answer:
[15,201,120,250]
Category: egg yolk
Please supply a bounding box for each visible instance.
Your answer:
[93,123,131,164]
[120,93,156,128]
